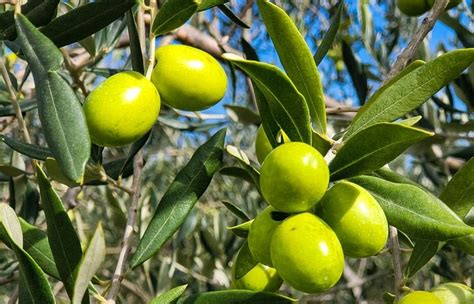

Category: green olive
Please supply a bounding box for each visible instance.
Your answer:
[260,142,329,213]
[231,262,282,292]
[270,213,344,293]
[430,283,474,304]
[398,291,442,304]
[151,44,227,111]
[318,181,388,258]
[397,0,430,16]
[83,71,160,147]
[248,206,281,266]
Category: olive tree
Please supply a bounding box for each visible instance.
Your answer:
[0,0,472,303]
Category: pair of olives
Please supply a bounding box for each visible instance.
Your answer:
[397,0,461,17]
[83,45,228,147]
[232,128,389,294]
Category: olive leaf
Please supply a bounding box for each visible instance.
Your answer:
[15,14,91,183]
[441,158,474,255]
[0,134,53,161]
[0,204,55,303]
[405,239,441,278]
[41,0,135,47]
[349,175,474,240]
[234,241,258,280]
[313,1,343,65]
[131,129,226,267]
[330,123,433,181]
[152,0,200,36]
[257,0,326,134]
[150,285,188,304]
[37,165,85,301]
[223,54,312,145]
[227,220,253,238]
[345,49,474,139]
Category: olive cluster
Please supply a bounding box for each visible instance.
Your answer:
[232,126,389,294]
[397,0,461,17]
[82,45,227,147]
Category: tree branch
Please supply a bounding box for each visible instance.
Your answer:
[383,0,449,84]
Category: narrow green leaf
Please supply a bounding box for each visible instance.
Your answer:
[126,10,144,74]
[0,100,37,117]
[440,158,474,218]
[37,165,83,300]
[223,54,312,144]
[41,0,135,47]
[0,134,53,160]
[253,85,280,149]
[396,116,423,127]
[150,285,188,304]
[341,40,368,104]
[0,205,55,304]
[257,0,326,134]
[405,239,440,278]
[72,223,105,304]
[0,0,59,41]
[219,166,255,185]
[224,105,261,126]
[349,175,474,240]
[440,158,474,255]
[0,203,23,247]
[19,218,60,279]
[227,220,252,238]
[330,123,433,180]
[198,0,229,11]
[119,132,150,176]
[234,241,258,280]
[312,130,332,155]
[177,290,295,303]
[225,145,260,189]
[217,5,250,28]
[16,14,91,183]
[152,0,199,36]
[314,1,343,65]
[221,201,250,221]
[345,49,474,139]
[131,129,226,267]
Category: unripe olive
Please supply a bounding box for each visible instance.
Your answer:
[83,71,160,147]
[430,283,474,304]
[260,142,329,213]
[270,213,344,293]
[319,181,388,258]
[231,262,282,292]
[151,45,227,111]
[397,291,442,304]
[248,206,281,266]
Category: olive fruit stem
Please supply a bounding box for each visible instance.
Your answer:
[145,0,157,80]
[383,0,449,84]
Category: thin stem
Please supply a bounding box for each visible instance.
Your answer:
[0,59,32,144]
[105,151,144,302]
[145,2,157,80]
[389,226,404,299]
[382,0,449,84]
